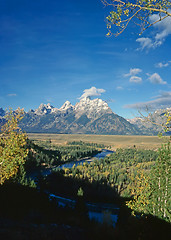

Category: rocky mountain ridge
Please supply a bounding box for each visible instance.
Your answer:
[0,99,170,135]
[28,97,112,116]
[127,108,171,135]
[19,97,140,135]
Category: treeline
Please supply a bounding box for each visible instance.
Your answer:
[58,144,170,223]
[25,140,100,170]
[11,137,171,224]
[10,139,100,189]
[58,148,158,198]
[68,140,107,149]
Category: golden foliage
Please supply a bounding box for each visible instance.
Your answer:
[0,108,28,184]
[126,168,151,215]
[102,0,171,36]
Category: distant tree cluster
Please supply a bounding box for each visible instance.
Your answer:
[68,140,107,149]
[24,140,100,170]
[61,148,158,197]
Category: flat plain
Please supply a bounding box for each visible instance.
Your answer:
[27,133,169,150]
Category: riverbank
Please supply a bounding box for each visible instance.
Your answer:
[28,149,114,179]
[56,149,114,170]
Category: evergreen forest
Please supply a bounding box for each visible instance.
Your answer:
[0,111,170,240]
[1,137,171,239]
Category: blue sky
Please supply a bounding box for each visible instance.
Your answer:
[0,0,170,119]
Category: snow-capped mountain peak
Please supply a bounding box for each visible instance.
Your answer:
[60,101,73,111]
[74,97,112,118]
[0,97,141,135]
[34,103,57,115]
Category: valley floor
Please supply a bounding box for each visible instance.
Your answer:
[27,133,168,150]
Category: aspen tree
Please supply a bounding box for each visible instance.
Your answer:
[0,108,28,185]
[101,0,171,36]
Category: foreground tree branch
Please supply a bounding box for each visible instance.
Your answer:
[101,0,171,36]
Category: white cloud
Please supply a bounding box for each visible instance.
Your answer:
[79,86,106,99]
[151,12,171,41]
[148,73,167,84]
[136,37,153,50]
[124,68,142,77]
[124,91,171,110]
[129,76,142,83]
[136,11,171,50]
[155,61,171,68]
[124,68,142,83]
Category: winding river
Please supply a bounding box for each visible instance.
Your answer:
[38,149,114,177]
[57,149,114,169]
[32,149,119,227]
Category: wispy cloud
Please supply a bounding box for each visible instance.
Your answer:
[148,73,167,85]
[124,91,171,110]
[79,86,106,99]
[151,12,171,42]
[155,61,171,68]
[124,68,142,83]
[136,37,153,51]
[129,76,142,83]
[136,11,171,50]
[116,86,124,90]
[7,93,17,97]
[124,68,142,77]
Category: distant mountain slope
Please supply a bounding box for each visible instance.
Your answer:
[128,108,171,135]
[19,97,140,135]
[0,107,6,127]
[1,99,169,135]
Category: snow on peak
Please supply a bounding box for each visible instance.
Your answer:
[80,96,91,102]
[75,97,112,118]
[32,97,112,117]
[60,101,73,111]
[35,103,57,115]
[76,97,109,110]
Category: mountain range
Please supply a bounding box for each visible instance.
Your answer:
[0,97,170,135]
[128,108,171,135]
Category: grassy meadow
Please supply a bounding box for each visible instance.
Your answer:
[27,133,169,150]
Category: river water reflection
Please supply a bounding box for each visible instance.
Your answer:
[33,149,114,177]
[57,149,114,169]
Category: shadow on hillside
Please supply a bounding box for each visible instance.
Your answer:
[39,170,171,239]
[0,172,171,240]
[40,170,120,204]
